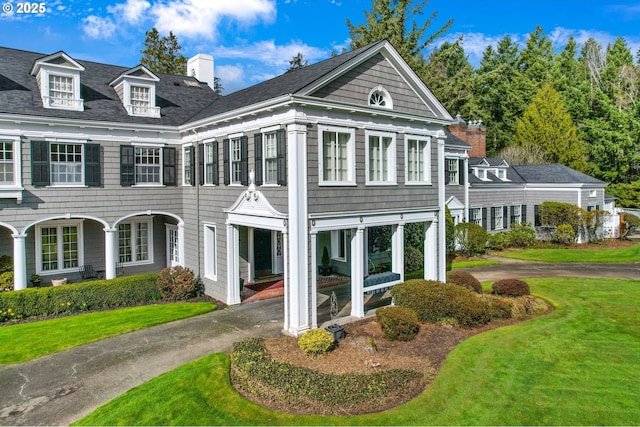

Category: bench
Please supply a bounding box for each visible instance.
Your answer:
[363,271,401,294]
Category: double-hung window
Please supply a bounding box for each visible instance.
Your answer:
[130,86,150,114]
[470,208,482,226]
[36,220,83,274]
[366,131,396,184]
[118,219,153,265]
[0,141,14,185]
[231,139,243,184]
[406,137,430,184]
[119,145,176,186]
[254,129,286,186]
[264,133,278,184]
[446,158,459,184]
[49,75,74,108]
[223,136,248,186]
[31,141,100,187]
[511,205,521,225]
[204,142,218,185]
[319,126,354,184]
[492,206,504,230]
[50,143,82,184]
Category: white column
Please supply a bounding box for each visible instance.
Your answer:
[437,135,447,282]
[177,222,185,267]
[282,228,289,332]
[286,123,309,335]
[247,227,254,282]
[392,223,405,281]
[310,231,318,328]
[424,221,438,281]
[226,223,241,305]
[350,226,365,318]
[12,234,26,290]
[104,228,117,279]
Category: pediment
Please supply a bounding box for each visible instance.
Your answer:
[446,196,465,210]
[109,65,159,87]
[226,189,286,219]
[30,51,85,75]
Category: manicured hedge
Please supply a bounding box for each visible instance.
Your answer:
[376,306,419,341]
[231,337,420,407]
[492,279,531,297]
[390,279,493,327]
[0,274,159,321]
[446,270,483,294]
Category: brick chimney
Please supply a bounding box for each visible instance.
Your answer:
[449,114,487,157]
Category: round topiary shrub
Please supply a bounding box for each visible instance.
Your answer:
[376,306,419,341]
[447,270,482,294]
[298,328,335,355]
[156,266,201,301]
[391,279,493,327]
[492,279,531,297]
[481,294,514,319]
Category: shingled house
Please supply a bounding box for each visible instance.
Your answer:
[0,40,453,335]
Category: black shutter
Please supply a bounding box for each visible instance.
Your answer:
[85,143,101,187]
[522,205,527,223]
[31,141,50,187]
[212,141,219,185]
[120,145,135,186]
[534,205,540,226]
[444,159,450,184]
[254,133,263,186]
[163,147,176,186]
[490,207,496,230]
[482,208,487,230]
[503,206,509,229]
[240,136,248,186]
[458,158,465,185]
[276,129,287,186]
[223,139,230,185]
[198,143,205,186]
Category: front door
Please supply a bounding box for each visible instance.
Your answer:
[254,229,272,277]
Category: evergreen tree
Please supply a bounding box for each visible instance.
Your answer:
[141,27,187,75]
[213,77,223,96]
[551,37,589,121]
[513,84,587,171]
[347,0,452,74]
[423,37,479,119]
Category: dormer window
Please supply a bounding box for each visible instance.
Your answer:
[368,86,393,109]
[30,51,85,111]
[110,65,160,118]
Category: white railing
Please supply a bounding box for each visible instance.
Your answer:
[126,104,161,118]
[43,96,84,111]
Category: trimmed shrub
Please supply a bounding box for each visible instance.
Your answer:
[622,212,640,233]
[0,273,159,322]
[487,231,510,251]
[481,294,514,319]
[0,271,14,292]
[231,337,420,407]
[298,328,335,355]
[156,266,202,301]
[404,246,423,273]
[391,279,493,327]
[492,279,531,297]
[376,306,419,341]
[454,223,489,257]
[555,223,576,244]
[446,270,482,294]
[508,222,537,247]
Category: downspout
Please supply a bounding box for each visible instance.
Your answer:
[192,128,201,278]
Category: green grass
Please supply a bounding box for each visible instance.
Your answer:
[75,277,640,426]
[0,302,216,364]
[497,243,640,263]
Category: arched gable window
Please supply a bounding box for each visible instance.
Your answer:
[368,86,393,109]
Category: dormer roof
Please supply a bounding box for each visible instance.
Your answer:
[30,51,85,76]
[109,65,159,87]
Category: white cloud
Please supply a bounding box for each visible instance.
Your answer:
[215,64,246,92]
[108,0,151,25]
[215,39,329,69]
[82,15,117,39]
[150,0,276,40]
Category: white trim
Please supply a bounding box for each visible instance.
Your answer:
[368,85,393,109]
[365,130,397,185]
[35,219,85,276]
[0,136,23,202]
[117,217,154,267]
[203,222,218,281]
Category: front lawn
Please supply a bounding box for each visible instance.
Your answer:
[496,242,640,263]
[0,302,216,364]
[75,277,640,426]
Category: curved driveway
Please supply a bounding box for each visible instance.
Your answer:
[0,258,638,426]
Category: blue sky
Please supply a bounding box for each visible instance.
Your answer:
[1,0,640,93]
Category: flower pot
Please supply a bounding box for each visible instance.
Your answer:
[51,278,67,286]
[318,265,333,276]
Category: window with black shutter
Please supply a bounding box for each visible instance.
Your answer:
[521,205,527,223]
[481,207,487,230]
[534,205,540,226]
[163,147,177,186]
[503,206,508,229]
[254,133,263,186]
[223,139,230,185]
[120,145,135,186]
[458,158,465,185]
[240,136,248,186]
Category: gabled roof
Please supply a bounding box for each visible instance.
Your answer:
[469,157,509,167]
[188,40,452,123]
[1,46,217,126]
[109,65,160,86]
[30,51,85,75]
[444,131,472,149]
